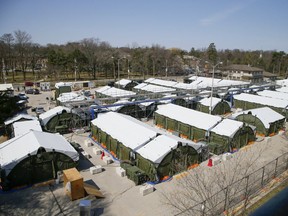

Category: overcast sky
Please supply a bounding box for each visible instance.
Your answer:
[0,0,287,52]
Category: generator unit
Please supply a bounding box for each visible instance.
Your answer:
[120,162,148,185]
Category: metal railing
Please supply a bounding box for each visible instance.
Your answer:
[175,151,288,216]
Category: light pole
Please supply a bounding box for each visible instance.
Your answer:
[111,57,116,82]
[165,59,168,77]
[117,57,126,81]
[206,61,223,114]
[127,58,130,79]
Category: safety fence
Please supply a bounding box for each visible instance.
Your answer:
[175,151,288,216]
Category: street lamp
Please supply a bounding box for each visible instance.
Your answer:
[111,57,116,82]
[117,57,126,81]
[206,61,223,114]
[127,58,130,79]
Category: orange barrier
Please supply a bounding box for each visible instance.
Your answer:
[188,163,199,170]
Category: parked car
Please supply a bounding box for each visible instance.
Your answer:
[17,93,29,100]
[25,88,40,94]
[35,107,45,115]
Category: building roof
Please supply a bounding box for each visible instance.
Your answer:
[224,64,263,72]
[230,107,285,129]
[257,90,288,101]
[263,71,277,77]
[0,83,14,91]
[39,106,71,125]
[155,104,222,130]
[210,119,243,138]
[91,112,159,150]
[4,114,38,126]
[0,130,79,175]
[13,120,42,137]
[233,93,288,109]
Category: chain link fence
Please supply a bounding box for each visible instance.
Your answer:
[175,151,288,216]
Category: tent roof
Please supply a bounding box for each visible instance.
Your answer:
[233,93,288,109]
[257,90,288,101]
[13,120,42,137]
[276,87,288,93]
[39,106,71,125]
[210,119,243,138]
[137,134,204,164]
[198,97,224,110]
[96,86,136,98]
[4,114,37,126]
[230,107,285,129]
[57,92,86,103]
[91,112,159,150]
[135,83,176,93]
[145,78,178,87]
[115,79,132,87]
[155,104,222,130]
[0,130,79,175]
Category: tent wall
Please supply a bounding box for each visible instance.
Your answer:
[235,114,267,136]
[197,101,231,115]
[117,104,144,119]
[44,112,84,134]
[230,126,255,150]
[91,124,131,161]
[136,154,157,181]
[172,98,188,108]
[154,113,208,141]
[234,98,287,118]
[3,151,76,190]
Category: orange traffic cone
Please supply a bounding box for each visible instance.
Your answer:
[101,151,105,160]
[207,158,213,167]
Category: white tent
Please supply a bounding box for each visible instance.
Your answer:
[0,130,79,175]
[230,107,285,129]
[4,114,38,126]
[12,120,42,137]
[210,119,244,138]
[91,112,159,151]
[39,106,71,125]
[155,103,222,130]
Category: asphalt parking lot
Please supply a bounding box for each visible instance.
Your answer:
[1,90,288,216]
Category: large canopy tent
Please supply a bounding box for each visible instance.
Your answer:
[209,119,255,154]
[230,107,286,136]
[39,106,83,134]
[4,114,38,137]
[0,130,79,190]
[90,112,204,182]
[197,97,231,115]
[233,93,288,119]
[95,86,136,103]
[154,103,222,141]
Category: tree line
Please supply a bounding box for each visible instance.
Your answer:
[0,30,287,82]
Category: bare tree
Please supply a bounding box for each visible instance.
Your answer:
[162,141,272,216]
[14,30,32,80]
[0,33,15,81]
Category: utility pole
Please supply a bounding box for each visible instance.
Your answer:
[74,58,77,82]
[2,58,6,84]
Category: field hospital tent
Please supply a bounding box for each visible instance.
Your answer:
[233,93,288,118]
[209,119,255,154]
[90,112,204,182]
[197,97,231,115]
[230,107,286,136]
[39,106,83,134]
[154,103,222,141]
[0,130,79,190]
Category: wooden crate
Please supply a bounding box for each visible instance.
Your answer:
[63,168,84,201]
